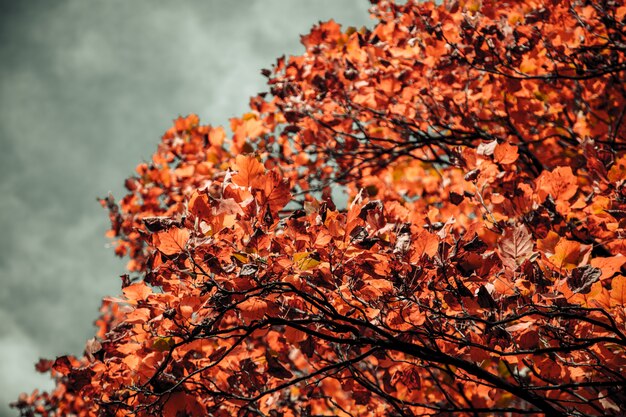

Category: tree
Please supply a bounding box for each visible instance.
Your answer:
[13,0,626,416]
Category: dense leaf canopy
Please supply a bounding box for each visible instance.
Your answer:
[14,0,626,416]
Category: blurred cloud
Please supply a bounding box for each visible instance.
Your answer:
[0,1,371,415]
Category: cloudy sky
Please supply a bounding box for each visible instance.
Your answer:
[0,1,371,415]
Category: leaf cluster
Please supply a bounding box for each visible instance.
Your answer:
[13,1,626,416]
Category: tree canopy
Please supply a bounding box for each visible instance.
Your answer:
[13,0,626,416]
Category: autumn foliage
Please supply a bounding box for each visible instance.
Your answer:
[14,0,626,416]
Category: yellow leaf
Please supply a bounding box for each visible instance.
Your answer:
[520,56,537,73]
[233,252,249,264]
[153,336,175,352]
[293,252,320,271]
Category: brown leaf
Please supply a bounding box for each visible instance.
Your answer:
[477,140,497,156]
[142,216,181,233]
[265,353,293,379]
[393,232,411,254]
[498,225,533,271]
[568,265,601,294]
[34,358,54,373]
[449,191,464,205]
[85,338,103,362]
[67,367,94,393]
[52,356,72,376]
[477,285,496,309]
[239,263,259,277]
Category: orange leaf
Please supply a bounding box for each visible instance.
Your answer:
[125,308,151,324]
[52,356,72,376]
[123,282,152,303]
[359,279,394,300]
[189,191,212,220]
[353,89,377,108]
[154,227,190,255]
[239,298,268,323]
[537,358,561,379]
[583,280,611,309]
[260,171,291,214]
[493,143,519,164]
[117,343,141,355]
[410,230,439,261]
[610,275,626,307]
[550,238,589,270]
[232,154,265,187]
[536,166,578,203]
[590,255,626,280]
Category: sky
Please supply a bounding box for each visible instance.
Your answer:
[0,1,371,415]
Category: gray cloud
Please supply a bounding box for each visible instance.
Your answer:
[0,1,371,415]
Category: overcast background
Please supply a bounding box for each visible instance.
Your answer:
[0,2,371,415]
